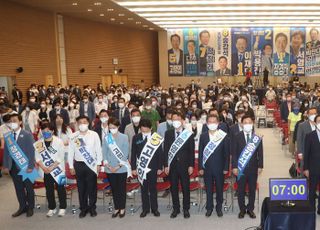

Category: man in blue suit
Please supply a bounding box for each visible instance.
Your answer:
[3,113,35,217]
[198,114,230,217]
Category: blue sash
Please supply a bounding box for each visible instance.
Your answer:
[237,134,262,179]
[75,137,97,174]
[4,132,39,183]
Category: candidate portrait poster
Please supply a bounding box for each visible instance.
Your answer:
[273,28,290,76]
[290,27,305,76]
[305,27,320,76]
[214,28,232,77]
[167,29,184,76]
[251,28,273,76]
[183,29,199,76]
[198,29,215,76]
[231,28,252,76]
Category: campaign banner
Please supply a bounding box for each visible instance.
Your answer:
[305,27,320,76]
[251,28,273,76]
[290,27,306,76]
[183,29,199,76]
[167,29,184,76]
[273,28,290,76]
[198,29,215,76]
[231,28,252,76]
[215,28,232,77]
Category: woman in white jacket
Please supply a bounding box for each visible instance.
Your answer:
[184,113,203,156]
[21,104,38,134]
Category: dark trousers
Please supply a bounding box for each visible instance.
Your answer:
[237,173,258,212]
[74,161,97,212]
[309,173,320,210]
[44,173,67,210]
[169,165,190,211]
[204,171,224,211]
[107,172,127,210]
[10,163,35,210]
[141,170,158,212]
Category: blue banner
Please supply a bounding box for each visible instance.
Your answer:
[290,27,306,76]
[183,29,199,76]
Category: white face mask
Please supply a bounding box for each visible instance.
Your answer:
[309,114,316,122]
[145,105,152,110]
[172,120,182,129]
[132,116,141,123]
[208,123,218,131]
[40,104,46,108]
[10,122,19,130]
[191,120,197,125]
[79,124,89,132]
[152,101,157,106]
[99,99,103,103]
[192,104,197,109]
[100,117,108,123]
[167,119,172,125]
[243,124,253,133]
[317,123,320,130]
[110,128,118,134]
[118,103,125,108]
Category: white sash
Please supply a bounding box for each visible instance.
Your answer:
[137,133,164,184]
[202,130,227,168]
[106,133,132,178]
[73,134,97,174]
[34,139,66,185]
[168,129,193,167]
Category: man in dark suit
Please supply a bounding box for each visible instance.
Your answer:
[112,97,130,133]
[3,113,35,217]
[168,34,183,76]
[304,114,320,214]
[79,95,96,125]
[72,84,82,101]
[93,109,109,143]
[202,108,229,134]
[49,101,70,125]
[280,93,292,122]
[164,111,195,219]
[11,84,23,104]
[215,56,231,77]
[232,36,248,76]
[199,30,214,76]
[230,110,245,156]
[131,118,163,218]
[232,115,263,219]
[198,114,229,217]
[306,28,320,49]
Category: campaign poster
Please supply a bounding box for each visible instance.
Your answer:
[273,28,290,76]
[289,27,305,76]
[183,29,199,76]
[167,29,184,76]
[251,28,273,76]
[305,27,320,76]
[215,28,232,77]
[198,29,215,76]
[231,28,252,76]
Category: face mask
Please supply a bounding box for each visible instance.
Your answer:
[14,102,19,106]
[191,120,197,125]
[79,124,89,132]
[145,105,152,110]
[309,114,316,122]
[132,116,141,123]
[69,103,75,108]
[243,124,253,133]
[317,123,320,130]
[201,96,206,101]
[100,117,108,123]
[172,120,182,129]
[176,105,182,109]
[55,106,60,111]
[293,108,300,114]
[40,104,46,108]
[113,99,118,103]
[42,131,52,139]
[304,103,309,107]
[10,122,19,130]
[99,99,103,103]
[30,99,36,102]
[25,107,30,111]
[208,123,218,131]
[192,104,197,109]
[118,103,125,108]
[184,100,189,105]
[152,101,157,106]
[110,128,118,134]
[167,119,172,125]
[83,99,88,103]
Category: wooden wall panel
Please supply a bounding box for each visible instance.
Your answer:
[63,16,159,88]
[0,1,58,96]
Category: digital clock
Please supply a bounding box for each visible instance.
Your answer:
[269,178,308,201]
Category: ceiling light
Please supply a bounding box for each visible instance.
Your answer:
[94,2,102,6]
[136,21,141,24]
[128,18,133,20]
[87,9,93,12]
[100,13,105,16]
[110,18,116,21]
[118,13,125,16]
[107,8,114,11]
[120,22,124,24]
[149,28,154,30]
[72,3,78,6]
[143,25,149,27]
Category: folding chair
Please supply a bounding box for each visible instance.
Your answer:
[64,163,78,214]
[156,172,171,210]
[97,171,110,208]
[126,176,140,215]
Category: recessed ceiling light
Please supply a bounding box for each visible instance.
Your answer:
[119,13,125,16]
[120,22,124,24]
[107,8,114,11]
[100,13,105,16]
[87,9,93,12]
[136,21,141,24]
[149,28,154,30]
[110,18,116,21]
[143,25,149,27]
[72,3,78,6]
[128,18,133,20]
[94,2,101,6]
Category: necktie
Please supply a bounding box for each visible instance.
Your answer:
[120,109,123,124]
[239,53,243,62]
[176,131,180,139]
[246,133,250,143]
[13,132,16,141]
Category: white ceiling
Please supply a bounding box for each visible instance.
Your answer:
[113,0,320,29]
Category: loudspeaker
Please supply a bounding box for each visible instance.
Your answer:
[16,67,23,73]
[80,68,85,73]
[118,69,123,74]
